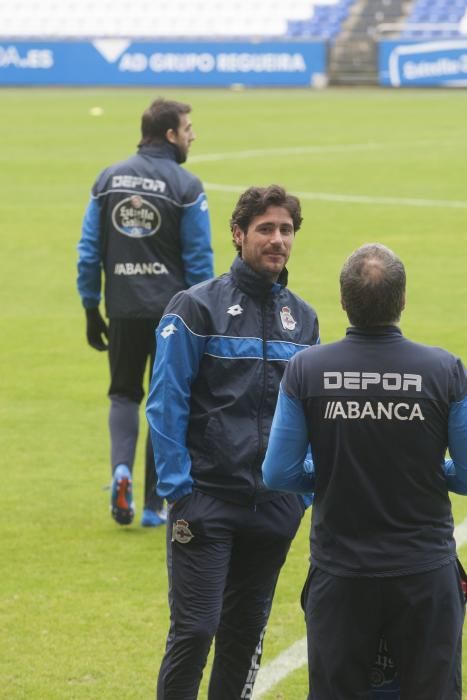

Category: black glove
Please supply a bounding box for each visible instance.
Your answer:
[85,307,109,351]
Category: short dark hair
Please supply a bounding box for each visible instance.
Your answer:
[340,243,406,328]
[139,98,191,146]
[230,185,302,254]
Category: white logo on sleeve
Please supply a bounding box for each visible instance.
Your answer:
[227,304,243,316]
[161,323,177,339]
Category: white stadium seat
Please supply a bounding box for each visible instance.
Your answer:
[0,0,344,38]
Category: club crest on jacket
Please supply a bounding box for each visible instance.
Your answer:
[280,306,296,330]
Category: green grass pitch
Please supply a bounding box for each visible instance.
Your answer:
[1,86,467,698]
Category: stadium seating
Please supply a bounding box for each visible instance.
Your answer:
[400,0,467,39]
[287,0,354,40]
[0,0,353,40]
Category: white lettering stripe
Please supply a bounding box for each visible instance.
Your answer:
[93,189,204,208]
[252,518,467,698]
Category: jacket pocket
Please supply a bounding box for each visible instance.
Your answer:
[170,492,192,516]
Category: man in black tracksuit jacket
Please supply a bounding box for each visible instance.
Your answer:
[263,243,467,700]
[146,185,319,699]
[77,98,213,527]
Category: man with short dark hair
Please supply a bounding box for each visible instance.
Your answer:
[263,243,467,700]
[77,97,213,527]
[146,185,319,699]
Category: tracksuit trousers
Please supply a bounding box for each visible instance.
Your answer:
[108,318,162,511]
[157,489,305,700]
[303,560,465,700]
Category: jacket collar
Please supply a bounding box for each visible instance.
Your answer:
[230,256,288,298]
[346,325,402,339]
[137,142,179,161]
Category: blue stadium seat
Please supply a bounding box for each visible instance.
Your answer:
[288,0,351,41]
[401,0,467,39]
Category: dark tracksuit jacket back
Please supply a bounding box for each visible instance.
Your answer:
[77,142,213,318]
[282,326,467,576]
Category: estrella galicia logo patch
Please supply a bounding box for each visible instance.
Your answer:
[172,519,194,544]
[112,195,161,238]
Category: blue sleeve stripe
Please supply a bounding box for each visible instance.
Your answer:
[205,336,262,359]
[161,314,311,361]
[204,337,311,362]
[267,339,311,360]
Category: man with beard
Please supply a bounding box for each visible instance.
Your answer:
[77,98,213,528]
[146,185,319,699]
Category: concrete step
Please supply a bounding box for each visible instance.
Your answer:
[328,0,415,85]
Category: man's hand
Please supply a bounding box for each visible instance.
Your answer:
[85,307,108,351]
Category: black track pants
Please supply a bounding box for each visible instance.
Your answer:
[108,317,162,510]
[304,561,464,700]
[157,490,305,700]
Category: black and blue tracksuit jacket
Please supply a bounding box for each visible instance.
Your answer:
[77,142,213,318]
[146,256,320,505]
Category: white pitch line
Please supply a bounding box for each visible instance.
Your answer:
[252,638,307,698]
[253,518,467,698]
[205,181,467,210]
[190,139,446,164]
[190,142,385,163]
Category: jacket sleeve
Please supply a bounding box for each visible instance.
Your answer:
[146,295,206,502]
[444,396,467,495]
[77,196,102,309]
[262,384,315,495]
[180,190,214,287]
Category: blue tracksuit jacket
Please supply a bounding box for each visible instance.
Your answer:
[146,256,319,505]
